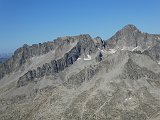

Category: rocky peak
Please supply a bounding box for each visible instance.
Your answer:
[106,25,160,53]
[55,34,92,45]
[94,36,105,49]
[94,36,102,41]
[122,24,140,32]
[114,24,141,38]
[105,24,143,49]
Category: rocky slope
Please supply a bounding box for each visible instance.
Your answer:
[0,24,160,120]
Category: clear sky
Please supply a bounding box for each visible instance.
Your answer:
[0,0,160,53]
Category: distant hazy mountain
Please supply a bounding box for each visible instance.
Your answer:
[0,58,8,64]
[0,24,160,120]
[0,53,12,64]
[0,53,12,58]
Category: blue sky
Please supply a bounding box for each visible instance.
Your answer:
[0,0,160,53]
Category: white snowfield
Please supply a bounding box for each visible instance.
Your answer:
[132,46,139,51]
[101,49,105,53]
[158,61,160,65]
[77,58,81,60]
[98,48,106,53]
[121,46,141,52]
[84,55,92,60]
[108,49,117,54]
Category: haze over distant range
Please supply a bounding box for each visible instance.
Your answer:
[0,53,12,63]
[0,0,160,53]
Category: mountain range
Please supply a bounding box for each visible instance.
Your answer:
[0,24,160,120]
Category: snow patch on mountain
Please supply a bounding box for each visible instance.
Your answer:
[101,49,105,53]
[84,55,92,60]
[124,97,132,102]
[132,46,139,51]
[108,49,117,54]
[77,58,81,61]
[98,48,106,53]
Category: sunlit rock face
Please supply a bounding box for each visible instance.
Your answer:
[1,25,160,120]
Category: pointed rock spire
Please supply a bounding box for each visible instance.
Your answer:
[122,24,140,31]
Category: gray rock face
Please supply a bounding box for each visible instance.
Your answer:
[94,36,105,49]
[0,41,56,80]
[0,34,99,80]
[143,45,160,61]
[17,46,80,87]
[96,52,103,62]
[64,64,101,88]
[105,24,160,50]
[121,58,160,80]
[1,25,160,120]
[105,24,142,48]
[17,36,98,87]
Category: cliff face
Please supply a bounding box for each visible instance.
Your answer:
[0,41,56,79]
[17,35,100,87]
[1,25,160,120]
[0,34,103,80]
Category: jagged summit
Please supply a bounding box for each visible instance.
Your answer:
[105,24,160,50]
[105,24,141,49]
[56,34,91,40]
[122,24,140,31]
[119,24,142,37]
